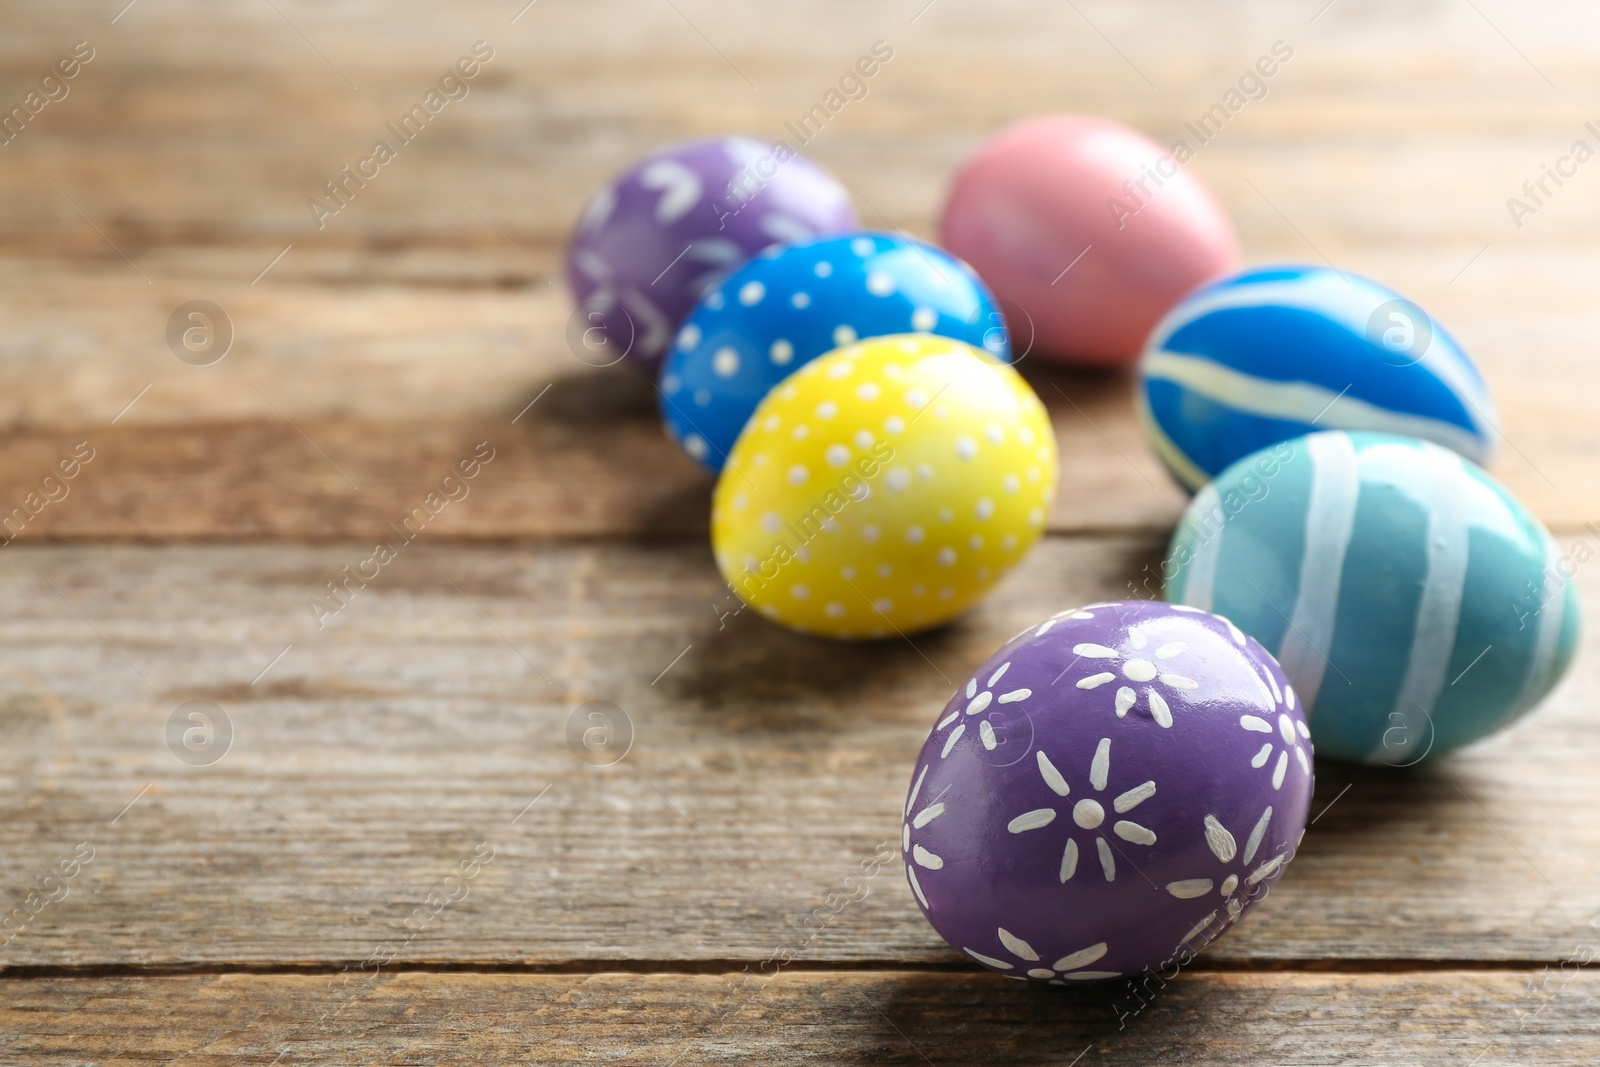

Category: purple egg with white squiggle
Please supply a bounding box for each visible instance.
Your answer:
[902,600,1314,983]
[565,136,859,372]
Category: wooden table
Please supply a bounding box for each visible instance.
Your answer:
[3,1,1599,1062]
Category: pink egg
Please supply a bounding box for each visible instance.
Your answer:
[939,114,1240,368]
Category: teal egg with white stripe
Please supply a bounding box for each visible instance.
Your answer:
[1164,431,1579,764]
[1138,265,1497,492]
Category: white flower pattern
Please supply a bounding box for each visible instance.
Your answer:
[1004,736,1157,883]
[963,926,1120,983]
[1163,807,1289,949]
[1070,620,1199,729]
[1238,673,1313,790]
[933,659,1034,757]
[901,763,946,909]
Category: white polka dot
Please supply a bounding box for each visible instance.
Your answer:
[706,291,725,310]
[886,468,911,490]
[969,534,984,550]
[814,261,833,278]
[662,373,681,395]
[825,602,846,618]
[955,436,977,460]
[791,584,810,600]
[738,280,765,305]
[791,291,811,309]
[752,453,769,466]
[684,434,708,459]
[816,400,838,419]
[788,464,809,486]
[866,272,895,297]
[825,444,850,467]
[791,425,810,440]
[731,494,747,510]
[856,382,881,401]
[841,566,856,579]
[763,414,780,431]
[873,598,894,614]
[1027,466,1041,483]
[937,586,954,601]
[779,384,799,400]
[1003,473,1021,493]
[712,347,740,377]
[851,237,875,257]
[938,507,954,523]
[853,429,873,449]
[795,547,811,563]
[833,325,858,346]
[1002,533,1017,551]
[885,416,905,434]
[906,525,924,544]
[985,424,1004,444]
[1020,427,1036,446]
[917,463,934,481]
[975,566,990,581]
[876,563,892,577]
[827,360,853,379]
[761,512,782,534]
[1029,507,1044,526]
[693,388,712,407]
[976,498,994,520]
[905,389,929,409]
[912,307,937,331]
[937,547,957,566]
[862,524,880,542]
[676,324,701,350]
[770,339,794,365]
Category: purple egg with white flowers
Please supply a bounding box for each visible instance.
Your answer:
[903,600,1313,983]
[565,137,859,372]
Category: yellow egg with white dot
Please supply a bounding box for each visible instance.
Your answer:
[711,334,1058,639]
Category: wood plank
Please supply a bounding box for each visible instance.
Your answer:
[4,0,1600,247]
[1,538,1596,968]
[1,246,1597,542]
[3,970,1599,1065]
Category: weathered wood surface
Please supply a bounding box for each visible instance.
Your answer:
[5,0,1600,1061]
[0,249,1596,542]
[1,540,1595,970]
[4,970,1600,1066]
[0,0,1598,539]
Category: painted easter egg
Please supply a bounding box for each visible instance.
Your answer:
[939,114,1239,368]
[566,137,858,372]
[904,600,1313,983]
[1139,265,1498,492]
[1165,431,1580,763]
[660,232,1010,471]
[711,335,1057,638]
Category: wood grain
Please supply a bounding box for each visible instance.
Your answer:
[0,249,1598,544]
[4,0,1600,1059]
[3,970,1599,1065]
[1,538,1596,970]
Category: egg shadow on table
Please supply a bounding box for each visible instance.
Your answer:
[520,365,660,424]
[863,969,1175,1064]
[656,610,982,738]
[511,367,718,537]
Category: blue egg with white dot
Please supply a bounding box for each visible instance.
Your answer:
[658,231,1010,471]
[1138,264,1498,493]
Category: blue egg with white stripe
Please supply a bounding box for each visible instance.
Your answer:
[1165,431,1579,764]
[1138,265,1497,492]
[658,231,1009,471]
